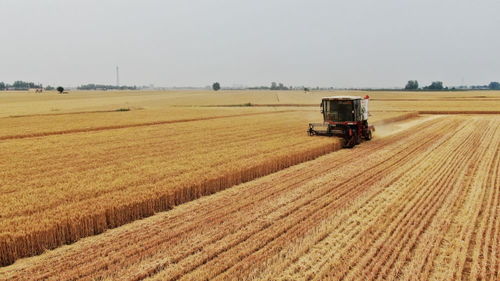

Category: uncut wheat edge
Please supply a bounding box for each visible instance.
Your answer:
[0,141,342,266]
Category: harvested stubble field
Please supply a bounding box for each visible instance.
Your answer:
[1,115,498,281]
[1,90,499,280]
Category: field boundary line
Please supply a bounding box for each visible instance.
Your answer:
[4,108,144,118]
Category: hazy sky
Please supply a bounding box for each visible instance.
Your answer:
[2,0,499,88]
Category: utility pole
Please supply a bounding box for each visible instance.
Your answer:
[116,66,120,87]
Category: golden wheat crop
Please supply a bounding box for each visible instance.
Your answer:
[1,89,498,278]
[0,90,413,266]
[0,107,279,140]
[1,115,497,281]
[1,110,345,266]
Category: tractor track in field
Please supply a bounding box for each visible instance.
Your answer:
[0,110,293,141]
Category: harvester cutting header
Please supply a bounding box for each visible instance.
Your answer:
[308,96,374,148]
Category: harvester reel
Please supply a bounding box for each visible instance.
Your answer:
[307,125,316,136]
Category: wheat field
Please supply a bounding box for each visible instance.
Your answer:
[1,115,498,281]
[0,90,498,280]
[1,90,499,117]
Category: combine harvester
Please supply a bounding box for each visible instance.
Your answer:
[308,96,374,148]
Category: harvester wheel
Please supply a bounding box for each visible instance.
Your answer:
[343,140,353,148]
[355,131,361,144]
[343,130,357,148]
[365,130,372,141]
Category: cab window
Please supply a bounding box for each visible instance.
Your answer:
[324,100,353,122]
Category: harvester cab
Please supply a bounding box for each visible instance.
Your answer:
[308,96,374,148]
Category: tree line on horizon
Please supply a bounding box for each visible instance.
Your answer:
[212,82,330,92]
[405,80,500,91]
[77,84,137,90]
[0,81,45,91]
[0,81,137,91]
[1,80,499,92]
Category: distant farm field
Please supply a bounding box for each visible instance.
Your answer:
[1,89,499,117]
[0,90,498,280]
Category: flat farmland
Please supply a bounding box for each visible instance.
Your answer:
[1,90,499,117]
[0,106,410,265]
[1,110,340,265]
[0,107,284,140]
[0,90,499,280]
[1,115,498,281]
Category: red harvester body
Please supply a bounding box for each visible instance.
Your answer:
[308,95,374,148]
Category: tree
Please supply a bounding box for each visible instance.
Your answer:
[488,82,500,90]
[45,85,55,91]
[77,83,137,90]
[13,81,28,89]
[10,81,41,90]
[56,86,64,94]
[405,80,419,90]
[271,82,288,90]
[212,82,221,91]
[424,81,444,90]
[0,82,5,90]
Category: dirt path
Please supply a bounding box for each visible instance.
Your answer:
[1,115,498,281]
